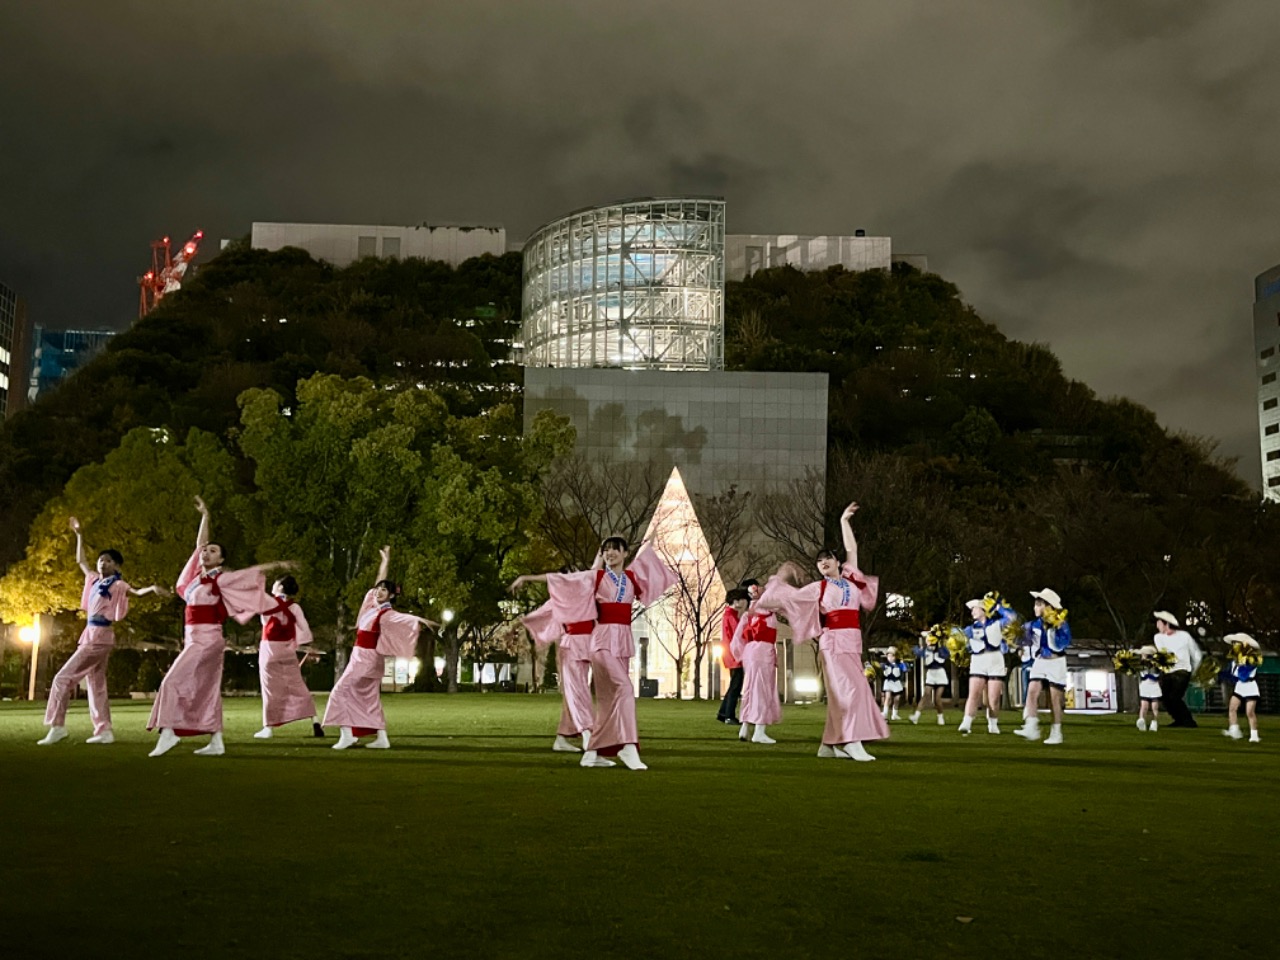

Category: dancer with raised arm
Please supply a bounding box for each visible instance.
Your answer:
[254,575,324,740]
[323,545,438,751]
[510,536,678,771]
[149,497,288,757]
[729,581,782,745]
[957,595,1009,736]
[38,518,169,746]
[521,598,596,754]
[742,502,887,761]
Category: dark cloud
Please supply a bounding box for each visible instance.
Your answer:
[1,0,1276,484]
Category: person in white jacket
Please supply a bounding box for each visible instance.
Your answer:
[1152,611,1202,728]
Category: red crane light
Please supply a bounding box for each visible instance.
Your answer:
[138,228,204,318]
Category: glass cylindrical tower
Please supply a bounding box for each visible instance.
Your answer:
[522,197,725,371]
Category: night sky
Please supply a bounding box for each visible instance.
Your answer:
[2,1,1276,483]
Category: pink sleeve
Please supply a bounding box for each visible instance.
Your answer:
[629,545,679,605]
[521,601,562,649]
[545,570,598,625]
[841,563,880,612]
[176,549,202,597]
[80,574,96,613]
[292,603,314,647]
[216,567,270,624]
[375,611,421,659]
[756,576,824,643]
[108,581,131,622]
[358,589,378,621]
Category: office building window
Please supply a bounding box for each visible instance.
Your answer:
[1268,424,1279,436]
[1263,347,1277,359]
[1270,476,1280,487]
[357,236,377,258]
[1266,373,1277,385]
[1266,399,1278,411]
[381,236,401,258]
[1269,451,1280,462]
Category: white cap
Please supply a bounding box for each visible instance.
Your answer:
[1030,588,1062,609]
[1138,645,1158,655]
[965,598,985,611]
[1224,632,1260,650]
[1152,611,1179,627]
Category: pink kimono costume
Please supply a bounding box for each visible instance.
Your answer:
[544,548,678,756]
[754,563,888,746]
[730,609,783,726]
[321,590,420,736]
[45,573,130,735]
[148,552,267,736]
[258,596,318,728]
[522,601,595,738]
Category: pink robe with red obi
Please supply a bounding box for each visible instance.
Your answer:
[45,573,132,735]
[523,600,595,738]
[543,547,678,755]
[321,590,421,735]
[753,563,888,745]
[730,609,782,726]
[258,595,318,728]
[148,551,268,735]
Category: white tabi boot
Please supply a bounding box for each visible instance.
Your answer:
[751,725,776,744]
[37,726,68,746]
[149,728,180,757]
[909,711,921,725]
[739,722,749,742]
[552,734,582,753]
[1135,718,1147,732]
[1044,724,1063,745]
[1249,730,1261,743]
[580,749,616,768]
[1149,720,1158,732]
[581,730,591,751]
[254,726,274,740]
[957,714,973,735]
[891,709,901,721]
[986,716,1001,735]
[366,730,391,749]
[817,743,838,758]
[617,744,647,770]
[194,732,225,756]
[332,727,358,750]
[86,729,115,745]
[1015,717,1041,741]
[1223,725,1243,740]
[936,713,946,726]
[837,741,876,762]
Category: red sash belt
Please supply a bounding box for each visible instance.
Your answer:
[355,629,379,649]
[596,603,632,625]
[262,600,296,642]
[564,620,595,635]
[748,627,778,643]
[185,603,227,625]
[820,609,861,630]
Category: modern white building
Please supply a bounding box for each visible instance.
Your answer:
[1255,264,1280,498]
[251,221,506,268]
[725,232,892,279]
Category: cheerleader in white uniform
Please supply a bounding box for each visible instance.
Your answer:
[1223,633,1263,743]
[910,628,950,725]
[1136,645,1163,732]
[958,597,1008,735]
[880,649,907,721]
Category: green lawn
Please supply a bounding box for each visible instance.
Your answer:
[1,695,1273,960]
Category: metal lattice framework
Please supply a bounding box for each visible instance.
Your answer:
[522,198,725,371]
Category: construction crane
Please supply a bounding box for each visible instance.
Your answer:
[138,229,203,318]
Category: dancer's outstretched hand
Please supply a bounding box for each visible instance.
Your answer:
[194,495,209,515]
[841,501,859,521]
[69,516,82,533]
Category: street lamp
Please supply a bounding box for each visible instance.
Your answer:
[18,615,41,701]
[442,609,455,624]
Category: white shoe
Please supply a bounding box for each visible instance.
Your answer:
[1136,718,1147,732]
[837,742,876,762]
[581,730,591,751]
[987,719,1000,735]
[332,727,358,750]
[552,734,582,753]
[957,717,973,735]
[193,733,225,756]
[739,722,749,742]
[86,730,115,745]
[1224,726,1243,740]
[617,744,647,771]
[1044,725,1063,745]
[1149,720,1158,732]
[579,750,616,768]
[751,726,776,745]
[881,705,889,718]
[817,743,838,758]
[1015,719,1041,741]
[909,712,920,725]
[1249,731,1261,743]
[149,728,180,757]
[936,714,946,726]
[366,731,391,749]
[37,726,69,746]
[891,710,900,721]
[254,726,274,740]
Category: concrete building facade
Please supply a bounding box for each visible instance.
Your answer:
[725,233,891,280]
[251,221,506,268]
[1255,265,1280,498]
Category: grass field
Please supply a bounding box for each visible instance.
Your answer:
[1,694,1273,960]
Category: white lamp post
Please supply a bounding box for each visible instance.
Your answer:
[18,615,41,701]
